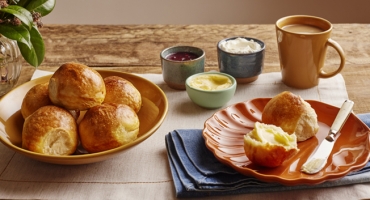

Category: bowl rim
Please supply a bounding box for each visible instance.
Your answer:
[217,36,266,55]
[185,71,237,93]
[160,45,205,62]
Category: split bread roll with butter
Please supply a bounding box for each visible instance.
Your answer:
[262,91,319,142]
[244,91,319,167]
[22,105,78,155]
[244,122,299,167]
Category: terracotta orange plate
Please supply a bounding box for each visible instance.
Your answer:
[203,98,370,186]
[0,70,168,165]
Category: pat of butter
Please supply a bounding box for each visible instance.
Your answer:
[189,74,232,91]
[301,158,326,174]
[250,122,297,147]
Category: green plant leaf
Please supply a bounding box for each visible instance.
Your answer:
[0,24,32,49]
[0,0,53,67]
[14,0,28,7]
[29,26,44,65]
[24,0,56,17]
[8,0,21,4]
[0,5,33,29]
[17,26,45,67]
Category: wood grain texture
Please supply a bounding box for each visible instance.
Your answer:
[14,24,370,113]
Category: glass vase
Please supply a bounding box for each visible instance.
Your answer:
[0,35,22,97]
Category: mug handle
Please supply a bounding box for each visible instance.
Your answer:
[318,38,346,78]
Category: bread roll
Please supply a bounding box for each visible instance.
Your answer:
[22,105,78,155]
[244,122,299,167]
[48,62,106,110]
[21,82,52,119]
[262,91,319,142]
[79,103,140,153]
[103,76,142,113]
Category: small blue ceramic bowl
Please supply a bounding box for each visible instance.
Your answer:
[185,72,237,109]
[217,37,265,83]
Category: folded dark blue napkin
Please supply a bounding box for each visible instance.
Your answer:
[165,114,370,198]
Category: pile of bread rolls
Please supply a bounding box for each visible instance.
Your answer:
[21,62,142,155]
[244,91,319,167]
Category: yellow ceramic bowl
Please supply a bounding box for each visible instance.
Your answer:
[0,70,168,165]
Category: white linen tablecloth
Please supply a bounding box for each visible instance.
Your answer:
[1,71,369,200]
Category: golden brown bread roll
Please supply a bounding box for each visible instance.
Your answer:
[48,62,106,110]
[78,103,140,153]
[244,122,299,167]
[21,82,53,119]
[22,105,78,155]
[103,76,142,113]
[262,91,319,142]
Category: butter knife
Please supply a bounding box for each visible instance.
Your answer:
[301,100,354,174]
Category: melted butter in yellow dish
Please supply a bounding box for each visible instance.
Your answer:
[189,74,232,91]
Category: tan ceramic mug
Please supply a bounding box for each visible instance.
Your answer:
[275,15,345,89]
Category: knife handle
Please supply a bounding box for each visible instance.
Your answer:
[327,100,354,141]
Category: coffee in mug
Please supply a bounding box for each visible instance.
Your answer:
[282,24,323,33]
[275,15,345,89]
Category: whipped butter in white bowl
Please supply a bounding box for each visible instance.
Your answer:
[219,37,262,54]
[217,36,265,83]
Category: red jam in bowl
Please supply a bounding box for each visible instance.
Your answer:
[166,52,199,61]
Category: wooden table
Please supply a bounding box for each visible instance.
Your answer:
[16,24,370,114]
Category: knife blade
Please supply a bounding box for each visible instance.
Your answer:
[301,100,354,174]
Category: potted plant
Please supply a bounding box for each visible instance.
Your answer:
[0,0,56,67]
